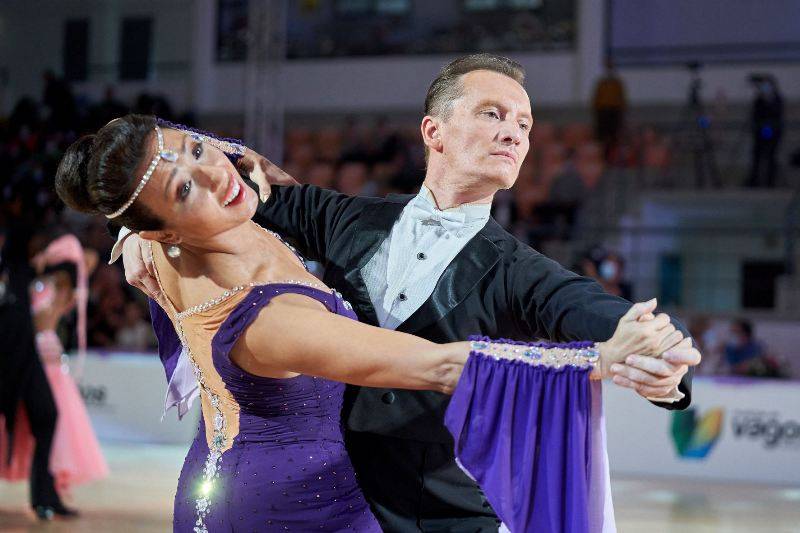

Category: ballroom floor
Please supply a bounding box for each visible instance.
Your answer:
[1,443,798,532]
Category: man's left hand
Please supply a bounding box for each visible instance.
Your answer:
[610,337,701,399]
[236,147,299,202]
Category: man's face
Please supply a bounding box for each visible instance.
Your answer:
[437,70,532,191]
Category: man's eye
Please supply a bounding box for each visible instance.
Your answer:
[484,111,500,119]
[179,181,192,200]
[192,143,203,159]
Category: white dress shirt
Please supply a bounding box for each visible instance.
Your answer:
[360,185,491,331]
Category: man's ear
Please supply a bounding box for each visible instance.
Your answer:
[138,230,181,245]
[420,116,443,154]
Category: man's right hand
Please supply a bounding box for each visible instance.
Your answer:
[122,233,165,308]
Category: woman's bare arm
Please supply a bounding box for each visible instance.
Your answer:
[236,294,468,393]
[234,294,681,393]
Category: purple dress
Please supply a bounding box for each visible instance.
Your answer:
[152,291,615,533]
[163,284,381,532]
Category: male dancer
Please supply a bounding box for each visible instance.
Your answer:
[1,200,77,519]
[120,54,700,531]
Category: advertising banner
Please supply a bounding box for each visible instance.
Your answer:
[605,376,800,484]
[78,351,199,444]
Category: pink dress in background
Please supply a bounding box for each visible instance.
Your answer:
[0,330,108,492]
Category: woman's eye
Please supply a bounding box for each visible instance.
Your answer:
[520,123,530,131]
[179,181,192,200]
[192,143,203,159]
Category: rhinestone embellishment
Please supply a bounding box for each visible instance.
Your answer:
[175,229,333,319]
[469,340,600,369]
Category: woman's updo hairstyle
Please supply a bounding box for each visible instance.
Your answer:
[55,114,164,231]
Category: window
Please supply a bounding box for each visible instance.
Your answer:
[334,0,410,16]
[63,19,89,82]
[742,261,785,309]
[119,17,152,80]
[463,0,541,11]
[216,0,249,62]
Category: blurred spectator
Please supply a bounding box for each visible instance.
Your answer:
[307,162,336,189]
[133,92,175,121]
[577,246,633,301]
[115,301,156,351]
[42,70,77,133]
[747,75,783,188]
[592,59,627,161]
[286,139,316,172]
[87,86,128,131]
[315,127,344,163]
[639,126,673,188]
[723,319,786,377]
[688,315,724,375]
[336,161,375,196]
[87,265,126,347]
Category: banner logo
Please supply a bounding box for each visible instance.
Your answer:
[671,407,724,459]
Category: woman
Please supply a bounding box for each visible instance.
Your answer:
[55,115,682,532]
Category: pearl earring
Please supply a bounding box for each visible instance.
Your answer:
[167,245,181,258]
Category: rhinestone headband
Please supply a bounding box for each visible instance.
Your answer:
[184,130,245,158]
[105,125,178,219]
[156,119,246,162]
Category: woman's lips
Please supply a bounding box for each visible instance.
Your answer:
[222,177,245,207]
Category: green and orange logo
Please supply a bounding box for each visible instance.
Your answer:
[671,407,724,459]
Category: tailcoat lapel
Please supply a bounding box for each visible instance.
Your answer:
[342,198,408,326]
[398,230,500,334]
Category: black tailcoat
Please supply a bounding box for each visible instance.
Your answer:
[253,184,692,445]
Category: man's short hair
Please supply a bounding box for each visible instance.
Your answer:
[424,53,526,120]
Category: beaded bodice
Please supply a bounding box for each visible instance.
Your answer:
[173,282,361,533]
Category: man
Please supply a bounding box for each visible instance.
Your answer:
[120,54,700,531]
[1,201,76,518]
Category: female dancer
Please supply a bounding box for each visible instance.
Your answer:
[55,115,682,532]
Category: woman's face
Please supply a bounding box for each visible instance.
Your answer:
[135,128,257,246]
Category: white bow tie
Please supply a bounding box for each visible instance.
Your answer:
[408,201,468,235]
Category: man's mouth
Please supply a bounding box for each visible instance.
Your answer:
[491,151,517,163]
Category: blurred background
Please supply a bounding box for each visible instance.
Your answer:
[0,0,799,531]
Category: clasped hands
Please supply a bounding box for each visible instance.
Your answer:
[597,299,701,400]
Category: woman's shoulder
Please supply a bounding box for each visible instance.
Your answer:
[149,241,232,317]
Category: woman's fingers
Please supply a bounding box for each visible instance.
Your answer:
[610,362,683,386]
[612,374,679,398]
[623,354,687,378]
[622,298,657,322]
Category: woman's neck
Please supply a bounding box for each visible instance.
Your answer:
[176,222,274,287]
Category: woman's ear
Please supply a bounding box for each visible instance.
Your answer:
[138,230,181,245]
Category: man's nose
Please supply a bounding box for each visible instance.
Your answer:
[499,121,522,145]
